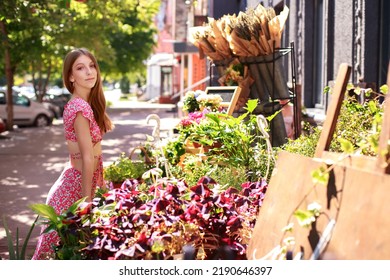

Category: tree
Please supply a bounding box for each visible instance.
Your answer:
[1,0,160,130]
[0,0,50,130]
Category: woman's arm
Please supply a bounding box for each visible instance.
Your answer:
[74,111,94,202]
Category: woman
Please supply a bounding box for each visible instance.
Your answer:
[32,48,114,260]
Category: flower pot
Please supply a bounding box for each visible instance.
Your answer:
[192,142,202,148]
[111,182,123,189]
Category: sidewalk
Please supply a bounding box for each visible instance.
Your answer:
[0,97,181,260]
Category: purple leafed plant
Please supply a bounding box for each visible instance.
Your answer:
[53,176,268,260]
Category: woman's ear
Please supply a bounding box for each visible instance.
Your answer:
[69,74,75,83]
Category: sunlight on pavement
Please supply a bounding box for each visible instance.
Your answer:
[0,176,23,186]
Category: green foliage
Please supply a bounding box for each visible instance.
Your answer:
[120,76,130,94]
[293,202,321,228]
[103,152,149,184]
[331,95,382,156]
[161,137,186,165]
[190,100,261,170]
[323,85,331,95]
[311,165,329,185]
[338,138,354,154]
[0,0,160,91]
[183,92,200,113]
[172,155,248,190]
[1,215,38,260]
[281,124,321,157]
[166,99,275,183]
[282,85,384,158]
[29,198,89,260]
[380,84,388,95]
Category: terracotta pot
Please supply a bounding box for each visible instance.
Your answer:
[112,182,123,189]
[192,142,202,148]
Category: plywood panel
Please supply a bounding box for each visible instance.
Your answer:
[247,151,390,260]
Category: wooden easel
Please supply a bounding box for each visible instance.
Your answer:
[247,63,390,260]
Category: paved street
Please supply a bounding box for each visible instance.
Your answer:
[0,97,179,259]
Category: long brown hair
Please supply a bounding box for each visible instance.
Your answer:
[63,48,113,134]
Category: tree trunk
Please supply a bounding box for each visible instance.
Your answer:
[0,20,14,131]
[43,61,52,97]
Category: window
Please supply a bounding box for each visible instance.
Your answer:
[160,66,173,97]
[14,94,29,107]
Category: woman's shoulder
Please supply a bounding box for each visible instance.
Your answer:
[66,97,90,108]
[65,97,92,112]
[63,97,93,120]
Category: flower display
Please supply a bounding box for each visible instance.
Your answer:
[178,111,205,129]
[183,90,223,113]
[182,90,201,113]
[218,62,244,86]
[189,4,289,60]
[30,100,274,260]
[31,176,268,260]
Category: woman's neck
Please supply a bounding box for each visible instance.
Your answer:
[72,89,90,101]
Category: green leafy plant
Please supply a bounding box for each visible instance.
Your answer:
[1,215,38,260]
[170,99,276,183]
[29,177,268,260]
[182,90,223,113]
[29,198,90,260]
[293,202,322,228]
[160,136,186,166]
[282,84,385,158]
[103,152,149,185]
[175,154,248,190]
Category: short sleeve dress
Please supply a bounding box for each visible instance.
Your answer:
[32,97,104,260]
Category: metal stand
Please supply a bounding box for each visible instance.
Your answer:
[211,42,298,146]
[243,42,297,146]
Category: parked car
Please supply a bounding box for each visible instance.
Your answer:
[0,117,5,134]
[28,94,62,119]
[0,90,54,127]
[42,92,71,117]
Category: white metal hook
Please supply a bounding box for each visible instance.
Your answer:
[256,115,270,139]
[146,114,161,142]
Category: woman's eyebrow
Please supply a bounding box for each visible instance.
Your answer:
[74,60,92,67]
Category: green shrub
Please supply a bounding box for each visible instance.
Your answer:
[281,85,384,158]
[171,154,248,190]
[1,215,38,260]
[103,153,149,184]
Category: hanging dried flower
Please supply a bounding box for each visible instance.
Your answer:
[189,4,290,61]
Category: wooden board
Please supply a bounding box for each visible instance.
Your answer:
[315,63,351,158]
[246,151,390,260]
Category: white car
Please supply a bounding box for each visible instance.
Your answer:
[0,90,54,127]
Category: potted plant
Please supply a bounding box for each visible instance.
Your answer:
[30,176,268,260]
[182,90,223,113]
[173,99,275,181]
[103,152,149,188]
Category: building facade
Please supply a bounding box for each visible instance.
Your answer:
[249,0,389,118]
[149,0,389,118]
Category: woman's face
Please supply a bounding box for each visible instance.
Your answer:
[69,54,97,91]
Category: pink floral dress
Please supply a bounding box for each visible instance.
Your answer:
[32,97,104,260]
